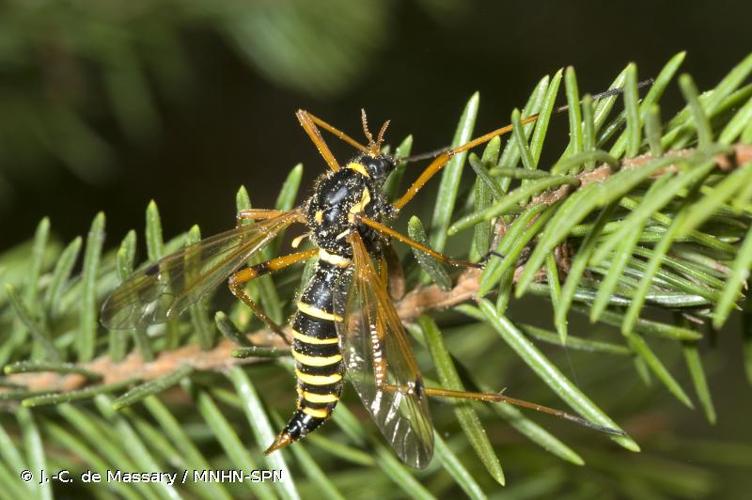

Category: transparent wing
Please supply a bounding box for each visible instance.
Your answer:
[334,232,434,469]
[101,211,300,330]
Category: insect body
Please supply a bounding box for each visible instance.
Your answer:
[268,155,397,453]
[101,107,626,469]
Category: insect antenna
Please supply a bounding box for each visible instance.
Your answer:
[376,119,391,150]
[361,108,376,149]
[361,108,388,156]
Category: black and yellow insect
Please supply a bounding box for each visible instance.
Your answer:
[101,108,620,468]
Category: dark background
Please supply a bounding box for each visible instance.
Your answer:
[3,1,751,248]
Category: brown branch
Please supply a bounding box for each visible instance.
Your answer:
[7,144,751,396]
[532,144,752,206]
[8,269,484,394]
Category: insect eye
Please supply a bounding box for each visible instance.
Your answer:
[364,157,395,179]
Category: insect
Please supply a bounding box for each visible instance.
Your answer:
[101,105,626,468]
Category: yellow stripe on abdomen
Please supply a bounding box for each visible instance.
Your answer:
[302,407,330,418]
[302,391,339,403]
[292,329,339,345]
[295,370,342,385]
[292,350,342,366]
[297,301,343,322]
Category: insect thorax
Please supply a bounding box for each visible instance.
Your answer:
[306,155,395,257]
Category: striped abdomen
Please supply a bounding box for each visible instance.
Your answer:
[265,249,350,453]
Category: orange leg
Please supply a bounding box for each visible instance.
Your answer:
[296,109,373,173]
[382,382,624,436]
[296,109,341,172]
[299,109,370,154]
[393,80,654,209]
[420,386,625,436]
[358,216,481,269]
[229,248,318,344]
[236,209,292,225]
[393,115,540,209]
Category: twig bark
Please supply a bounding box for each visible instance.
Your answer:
[7,144,751,395]
[7,269,483,393]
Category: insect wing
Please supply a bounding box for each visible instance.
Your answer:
[101,211,299,330]
[334,232,434,468]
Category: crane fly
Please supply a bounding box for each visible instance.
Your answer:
[102,101,629,468]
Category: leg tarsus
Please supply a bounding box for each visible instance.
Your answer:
[478,250,505,267]
[229,272,289,345]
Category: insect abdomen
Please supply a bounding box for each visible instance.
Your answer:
[266,252,349,453]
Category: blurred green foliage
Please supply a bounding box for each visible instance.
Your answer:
[0,0,398,197]
[1,0,752,497]
[0,53,751,498]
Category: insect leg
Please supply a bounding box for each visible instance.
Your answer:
[296,109,368,173]
[229,248,318,344]
[420,385,626,436]
[394,80,657,208]
[298,109,369,154]
[358,216,481,269]
[393,116,541,209]
[236,209,292,225]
